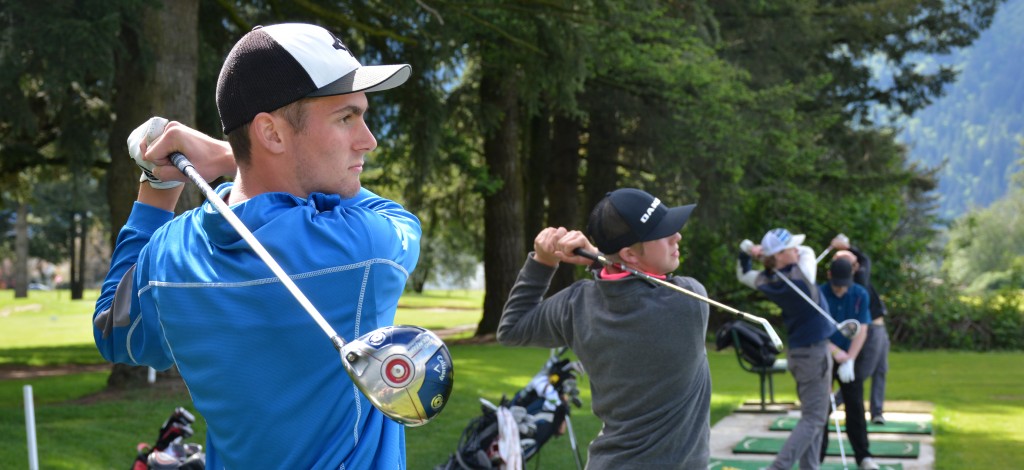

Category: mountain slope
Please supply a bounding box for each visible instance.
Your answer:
[898,0,1024,220]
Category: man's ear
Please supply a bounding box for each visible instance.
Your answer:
[618,245,641,265]
[251,112,286,154]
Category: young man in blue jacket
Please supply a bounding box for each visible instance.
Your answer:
[93,23,420,469]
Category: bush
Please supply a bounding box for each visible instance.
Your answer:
[886,273,1024,350]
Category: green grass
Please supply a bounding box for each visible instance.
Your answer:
[2,289,1024,469]
[0,290,102,349]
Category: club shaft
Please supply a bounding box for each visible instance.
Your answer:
[774,272,839,327]
[575,249,783,350]
[815,247,832,264]
[565,415,584,470]
[171,153,342,344]
[831,392,848,467]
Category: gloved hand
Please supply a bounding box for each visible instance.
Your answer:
[838,358,855,383]
[128,116,182,189]
[739,239,754,255]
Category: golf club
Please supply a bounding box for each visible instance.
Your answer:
[815,247,833,264]
[564,414,584,470]
[742,234,858,337]
[170,152,452,427]
[548,348,585,470]
[830,391,850,469]
[816,233,848,263]
[573,249,784,351]
[775,273,861,339]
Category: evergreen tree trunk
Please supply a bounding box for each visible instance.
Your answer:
[105,0,198,388]
[70,212,85,300]
[68,212,77,297]
[582,88,621,221]
[523,112,551,253]
[14,202,28,298]
[476,66,523,337]
[547,114,583,294]
[76,212,87,298]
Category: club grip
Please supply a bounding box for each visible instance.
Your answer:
[572,248,600,262]
[170,152,192,173]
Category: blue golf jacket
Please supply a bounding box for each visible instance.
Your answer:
[94,185,420,469]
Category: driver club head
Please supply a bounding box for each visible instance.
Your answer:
[836,319,861,339]
[337,325,453,427]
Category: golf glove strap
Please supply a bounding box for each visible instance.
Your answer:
[128,116,182,190]
[838,359,855,383]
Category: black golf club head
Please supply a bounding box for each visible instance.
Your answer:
[338,325,453,426]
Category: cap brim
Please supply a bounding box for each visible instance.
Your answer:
[308,64,411,97]
[830,277,853,287]
[644,203,696,241]
[789,233,806,249]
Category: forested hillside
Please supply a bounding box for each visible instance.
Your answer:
[899,0,1024,220]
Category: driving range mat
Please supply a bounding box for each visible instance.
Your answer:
[769,416,933,434]
[709,459,903,470]
[733,437,920,458]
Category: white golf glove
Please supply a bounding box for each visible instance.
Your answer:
[837,359,855,383]
[739,239,754,255]
[128,116,181,189]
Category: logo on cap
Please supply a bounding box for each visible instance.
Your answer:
[640,198,662,223]
[329,33,355,58]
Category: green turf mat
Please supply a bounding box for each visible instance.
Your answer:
[709,458,903,470]
[733,437,920,458]
[769,416,933,434]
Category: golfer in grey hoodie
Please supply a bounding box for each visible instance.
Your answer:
[498,188,711,469]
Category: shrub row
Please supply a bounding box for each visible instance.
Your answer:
[885,279,1024,350]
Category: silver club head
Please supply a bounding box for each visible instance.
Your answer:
[337,325,453,426]
[835,319,861,339]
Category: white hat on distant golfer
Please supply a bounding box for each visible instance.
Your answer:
[216,23,411,134]
[760,228,805,257]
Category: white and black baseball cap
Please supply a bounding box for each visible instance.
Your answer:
[216,23,411,134]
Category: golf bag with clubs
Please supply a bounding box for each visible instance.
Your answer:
[130,407,205,470]
[435,348,585,469]
[714,319,781,368]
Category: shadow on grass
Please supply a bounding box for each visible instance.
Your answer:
[0,344,105,368]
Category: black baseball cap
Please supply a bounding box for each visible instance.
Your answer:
[587,188,696,254]
[829,258,854,287]
[216,23,411,134]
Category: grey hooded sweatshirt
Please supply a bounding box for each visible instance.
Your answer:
[498,254,711,469]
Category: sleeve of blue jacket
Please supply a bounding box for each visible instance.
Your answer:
[92,202,176,369]
[341,188,421,274]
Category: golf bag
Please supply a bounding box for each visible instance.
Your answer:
[130,407,205,470]
[715,319,780,367]
[435,348,585,469]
